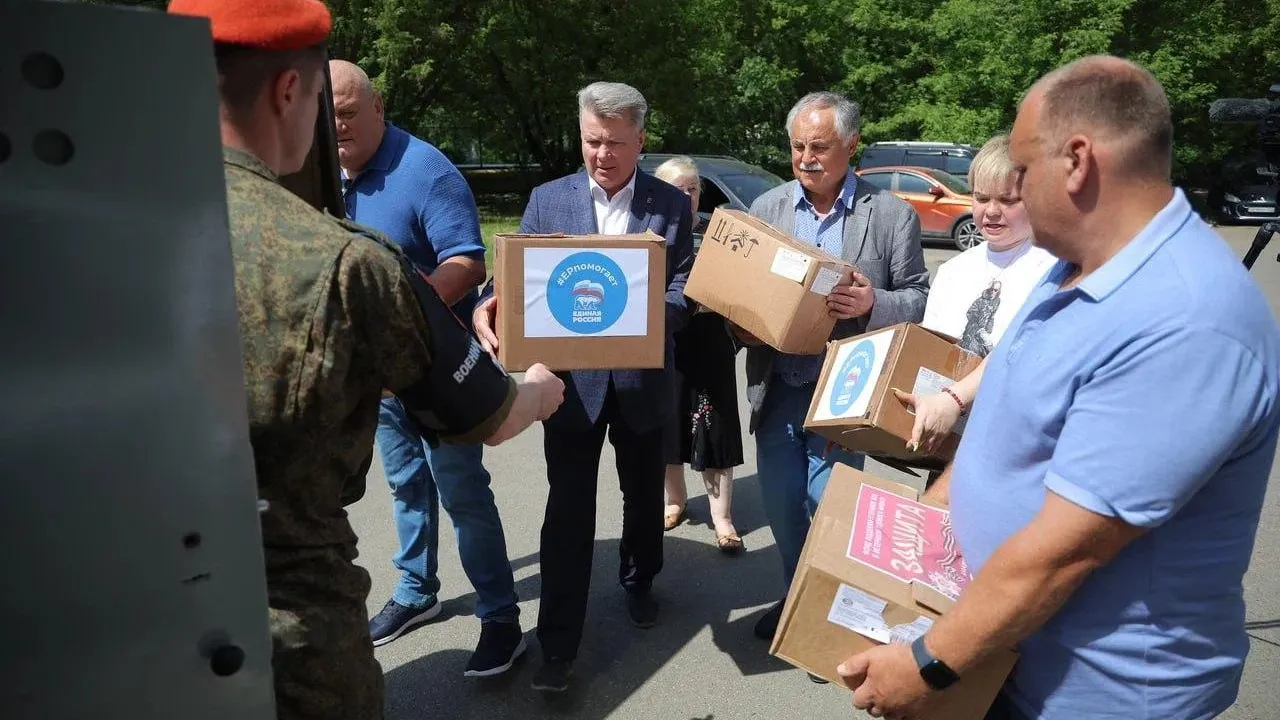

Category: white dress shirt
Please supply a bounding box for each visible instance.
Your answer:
[588,171,637,236]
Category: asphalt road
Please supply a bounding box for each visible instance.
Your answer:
[350,224,1280,720]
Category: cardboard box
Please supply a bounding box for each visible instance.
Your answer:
[493,233,666,371]
[805,323,982,467]
[683,209,854,355]
[771,465,1017,719]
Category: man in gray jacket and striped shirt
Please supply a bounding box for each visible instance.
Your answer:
[731,92,930,657]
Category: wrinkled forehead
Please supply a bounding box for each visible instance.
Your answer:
[789,107,839,140]
[580,111,640,139]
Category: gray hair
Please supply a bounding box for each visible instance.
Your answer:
[578,81,648,130]
[786,91,861,144]
[653,156,700,185]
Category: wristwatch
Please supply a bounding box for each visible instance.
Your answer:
[911,635,960,691]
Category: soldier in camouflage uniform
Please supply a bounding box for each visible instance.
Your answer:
[166,1,564,717]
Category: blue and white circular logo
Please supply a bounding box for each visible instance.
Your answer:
[829,340,876,416]
[547,251,629,334]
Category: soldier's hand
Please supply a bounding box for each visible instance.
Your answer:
[524,362,565,421]
[473,296,499,355]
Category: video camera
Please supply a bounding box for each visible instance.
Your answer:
[1208,84,1280,269]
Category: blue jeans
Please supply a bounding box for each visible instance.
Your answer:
[755,381,865,592]
[376,397,519,623]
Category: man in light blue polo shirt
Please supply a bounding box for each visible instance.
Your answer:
[329,60,526,678]
[837,56,1280,720]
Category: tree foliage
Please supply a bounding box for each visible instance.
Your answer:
[101,0,1275,183]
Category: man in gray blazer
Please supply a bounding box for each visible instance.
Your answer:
[735,92,930,654]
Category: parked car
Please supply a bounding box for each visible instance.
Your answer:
[856,166,979,250]
[857,141,980,178]
[637,154,786,225]
[1208,160,1279,223]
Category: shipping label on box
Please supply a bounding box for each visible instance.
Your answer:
[827,583,935,645]
[494,233,666,372]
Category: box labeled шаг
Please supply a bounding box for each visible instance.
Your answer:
[770,465,1016,719]
[804,323,982,468]
[683,209,855,355]
[493,233,666,371]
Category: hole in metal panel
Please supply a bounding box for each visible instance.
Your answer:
[33,130,74,166]
[182,532,202,549]
[22,52,65,90]
[0,133,9,163]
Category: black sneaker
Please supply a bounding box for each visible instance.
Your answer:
[753,600,784,640]
[626,590,659,629]
[531,658,573,693]
[369,598,441,647]
[463,621,527,678]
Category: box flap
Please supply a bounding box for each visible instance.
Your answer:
[911,581,956,614]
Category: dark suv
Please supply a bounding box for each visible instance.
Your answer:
[857,142,979,178]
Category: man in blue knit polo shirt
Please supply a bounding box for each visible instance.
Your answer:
[329,60,525,678]
[836,56,1280,720]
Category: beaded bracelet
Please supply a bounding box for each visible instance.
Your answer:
[941,387,968,416]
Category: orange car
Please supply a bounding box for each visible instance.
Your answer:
[855,166,978,250]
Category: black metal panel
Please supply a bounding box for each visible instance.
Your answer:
[0,1,274,718]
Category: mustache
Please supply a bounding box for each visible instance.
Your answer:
[798,161,824,172]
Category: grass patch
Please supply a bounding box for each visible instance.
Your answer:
[479,214,522,268]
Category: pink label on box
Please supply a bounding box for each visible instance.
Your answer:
[847,484,971,601]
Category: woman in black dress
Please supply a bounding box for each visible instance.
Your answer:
[655,157,745,554]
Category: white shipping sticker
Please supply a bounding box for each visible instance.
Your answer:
[889,616,935,645]
[523,247,650,338]
[911,367,969,435]
[809,328,897,422]
[827,584,892,643]
[911,366,954,397]
[809,266,844,296]
[827,584,935,646]
[770,248,812,283]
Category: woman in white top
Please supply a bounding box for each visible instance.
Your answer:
[920,134,1057,356]
[897,134,1057,457]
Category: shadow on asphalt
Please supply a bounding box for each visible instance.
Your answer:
[383,527,794,719]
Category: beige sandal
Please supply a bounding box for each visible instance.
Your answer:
[716,532,744,554]
[663,505,686,531]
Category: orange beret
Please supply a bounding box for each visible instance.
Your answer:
[168,0,332,51]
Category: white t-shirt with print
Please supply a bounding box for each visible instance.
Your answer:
[922,241,1058,356]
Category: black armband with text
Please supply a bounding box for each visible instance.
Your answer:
[341,218,515,444]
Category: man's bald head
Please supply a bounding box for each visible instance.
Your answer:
[328,60,384,173]
[329,59,375,102]
[1027,55,1173,180]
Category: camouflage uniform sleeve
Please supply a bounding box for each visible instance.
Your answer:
[335,233,517,445]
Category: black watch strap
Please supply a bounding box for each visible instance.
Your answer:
[911,635,960,691]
